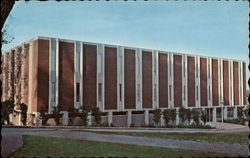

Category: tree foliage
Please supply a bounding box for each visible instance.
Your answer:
[1,99,15,124]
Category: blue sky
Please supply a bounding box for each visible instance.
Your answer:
[3,1,249,80]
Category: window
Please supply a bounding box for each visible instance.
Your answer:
[183,60,185,77]
[154,84,157,101]
[183,85,186,101]
[196,61,198,78]
[76,83,80,102]
[208,85,211,100]
[51,83,56,102]
[208,63,210,78]
[119,84,122,101]
[98,83,102,102]
[169,61,171,76]
[137,84,140,102]
[196,86,199,100]
[169,85,172,100]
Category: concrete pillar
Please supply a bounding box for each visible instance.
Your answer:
[160,110,165,126]
[223,107,228,120]
[175,108,180,125]
[108,111,113,126]
[127,110,132,127]
[212,107,217,122]
[61,111,68,126]
[233,106,238,119]
[87,112,92,126]
[144,110,149,125]
[18,112,22,126]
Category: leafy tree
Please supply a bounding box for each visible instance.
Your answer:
[19,103,28,126]
[1,100,15,125]
[153,109,161,126]
[163,109,176,126]
[39,105,49,125]
[191,109,200,125]
[91,107,101,126]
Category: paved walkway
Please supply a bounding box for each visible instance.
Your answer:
[1,134,23,157]
[2,128,249,157]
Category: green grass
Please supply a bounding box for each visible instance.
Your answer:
[88,131,249,145]
[11,135,225,157]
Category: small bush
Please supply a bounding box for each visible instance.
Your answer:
[153,109,161,126]
[51,106,62,126]
[179,108,191,125]
[91,107,101,126]
[19,103,28,126]
[191,109,200,125]
[39,105,49,125]
[1,100,15,125]
[163,109,176,125]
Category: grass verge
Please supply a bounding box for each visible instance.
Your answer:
[11,135,225,157]
[87,131,249,145]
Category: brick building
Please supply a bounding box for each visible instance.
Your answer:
[1,36,247,126]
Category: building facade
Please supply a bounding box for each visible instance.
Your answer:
[1,36,247,126]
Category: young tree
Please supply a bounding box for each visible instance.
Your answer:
[91,107,101,126]
[19,103,28,126]
[1,100,15,124]
[153,109,161,126]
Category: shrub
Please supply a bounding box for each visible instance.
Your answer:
[191,109,200,125]
[19,103,28,126]
[80,106,89,126]
[91,107,101,126]
[153,109,161,126]
[163,109,176,126]
[51,106,62,126]
[243,105,249,122]
[39,105,49,125]
[1,100,15,125]
[178,108,191,125]
[200,110,207,125]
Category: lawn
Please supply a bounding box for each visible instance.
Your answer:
[87,131,249,145]
[11,135,225,157]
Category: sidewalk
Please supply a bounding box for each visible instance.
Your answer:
[2,128,249,157]
[1,134,23,157]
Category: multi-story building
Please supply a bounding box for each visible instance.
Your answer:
[1,36,247,126]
